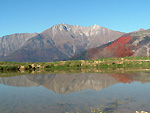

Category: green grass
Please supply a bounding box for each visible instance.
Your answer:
[1,57,150,73]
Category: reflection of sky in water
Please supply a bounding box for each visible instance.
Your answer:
[0,73,150,113]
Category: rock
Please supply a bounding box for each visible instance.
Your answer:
[18,65,25,70]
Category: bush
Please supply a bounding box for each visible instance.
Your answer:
[0,66,3,70]
[44,64,55,68]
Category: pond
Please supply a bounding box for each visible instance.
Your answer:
[0,72,150,113]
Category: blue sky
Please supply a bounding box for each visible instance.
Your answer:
[0,0,150,37]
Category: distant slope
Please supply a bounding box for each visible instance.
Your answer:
[0,24,124,62]
[70,29,150,60]
[2,34,68,62]
[0,33,38,58]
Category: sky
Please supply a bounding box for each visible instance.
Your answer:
[0,0,150,37]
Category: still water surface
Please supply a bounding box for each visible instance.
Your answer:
[0,72,150,113]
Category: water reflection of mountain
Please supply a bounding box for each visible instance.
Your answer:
[0,72,150,94]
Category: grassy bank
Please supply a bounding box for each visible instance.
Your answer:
[1,57,150,73]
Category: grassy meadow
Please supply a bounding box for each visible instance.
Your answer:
[1,57,150,75]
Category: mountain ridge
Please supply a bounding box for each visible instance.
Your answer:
[0,24,124,62]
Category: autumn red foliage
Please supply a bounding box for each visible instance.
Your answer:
[106,36,133,57]
[114,45,133,57]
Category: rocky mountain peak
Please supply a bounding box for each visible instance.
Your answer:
[92,24,101,29]
[51,23,70,31]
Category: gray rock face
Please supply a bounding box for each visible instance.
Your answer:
[0,33,38,58]
[0,24,124,62]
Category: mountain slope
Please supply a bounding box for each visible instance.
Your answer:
[0,33,38,58]
[70,29,150,60]
[0,24,124,62]
[2,34,68,62]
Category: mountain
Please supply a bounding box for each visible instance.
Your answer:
[0,33,38,58]
[70,29,150,60]
[41,24,124,57]
[0,24,124,62]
